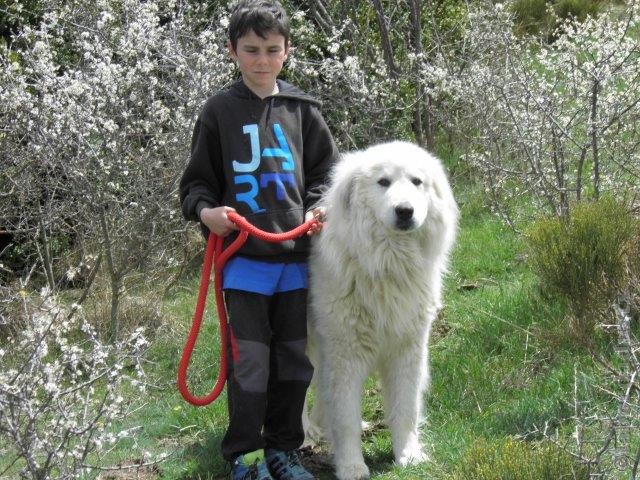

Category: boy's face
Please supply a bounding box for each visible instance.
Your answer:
[229,29,289,98]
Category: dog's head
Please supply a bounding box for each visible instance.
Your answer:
[329,141,457,234]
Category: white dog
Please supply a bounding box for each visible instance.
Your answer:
[305,141,458,480]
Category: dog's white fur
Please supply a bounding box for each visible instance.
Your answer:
[305,141,458,480]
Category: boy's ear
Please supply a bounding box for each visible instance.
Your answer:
[227,41,238,61]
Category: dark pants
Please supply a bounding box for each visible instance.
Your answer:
[221,289,313,461]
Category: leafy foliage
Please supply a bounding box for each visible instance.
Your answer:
[526,197,636,320]
[447,437,589,480]
[525,197,640,478]
[511,0,602,38]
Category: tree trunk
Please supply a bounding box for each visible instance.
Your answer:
[99,205,120,342]
[371,0,400,80]
[291,0,333,32]
[37,210,56,291]
[409,0,424,146]
[408,0,435,149]
[590,79,600,199]
[551,126,569,217]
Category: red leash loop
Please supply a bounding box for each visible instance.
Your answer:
[177,211,319,406]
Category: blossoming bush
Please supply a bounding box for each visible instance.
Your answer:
[0,1,229,475]
[449,1,640,223]
[0,283,149,478]
[284,14,407,149]
[0,0,235,336]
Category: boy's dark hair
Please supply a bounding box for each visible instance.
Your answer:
[228,0,290,50]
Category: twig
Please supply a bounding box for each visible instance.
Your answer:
[82,450,174,472]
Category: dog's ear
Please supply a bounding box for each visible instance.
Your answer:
[431,167,455,204]
[341,176,356,212]
[421,152,453,203]
[431,174,448,201]
[428,164,459,221]
[330,154,360,216]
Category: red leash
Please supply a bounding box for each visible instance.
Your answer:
[177,211,319,406]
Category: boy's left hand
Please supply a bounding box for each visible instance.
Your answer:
[305,207,326,236]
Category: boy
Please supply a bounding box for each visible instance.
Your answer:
[179,1,339,479]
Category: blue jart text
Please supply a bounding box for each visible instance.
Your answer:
[232,123,296,213]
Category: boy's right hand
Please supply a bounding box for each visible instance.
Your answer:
[199,206,239,237]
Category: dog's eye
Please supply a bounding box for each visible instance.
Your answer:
[411,177,423,186]
[377,178,391,187]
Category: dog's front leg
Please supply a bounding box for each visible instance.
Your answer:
[304,335,326,445]
[380,339,429,467]
[319,348,370,480]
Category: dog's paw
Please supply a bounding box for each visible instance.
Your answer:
[396,444,428,467]
[336,462,370,480]
[304,422,325,446]
[302,435,317,448]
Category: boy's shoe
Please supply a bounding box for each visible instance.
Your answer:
[265,449,315,480]
[230,450,274,480]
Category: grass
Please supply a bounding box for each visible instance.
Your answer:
[87,186,604,479]
[0,185,606,479]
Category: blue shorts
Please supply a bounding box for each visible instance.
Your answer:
[222,256,309,295]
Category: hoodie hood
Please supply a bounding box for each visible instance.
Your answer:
[228,78,322,107]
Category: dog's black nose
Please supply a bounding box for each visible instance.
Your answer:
[395,204,414,221]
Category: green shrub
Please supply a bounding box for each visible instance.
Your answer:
[625,233,640,320]
[512,0,553,36]
[526,197,637,337]
[447,437,589,480]
[511,0,603,38]
[554,0,600,23]
[83,286,164,339]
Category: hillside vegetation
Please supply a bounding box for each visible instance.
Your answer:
[1,0,639,478]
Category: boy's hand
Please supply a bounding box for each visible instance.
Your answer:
[305,207,326,236]
[200,206,239,237]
